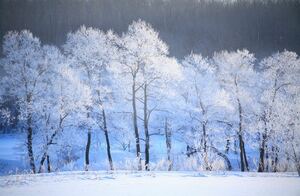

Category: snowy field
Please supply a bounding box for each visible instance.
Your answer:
[0,171,299,196]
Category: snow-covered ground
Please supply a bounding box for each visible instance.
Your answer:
[0,171,299,196]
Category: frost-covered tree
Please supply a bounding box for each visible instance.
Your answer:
[64,26,117,170]
[113,20,182,170]
[257,51,300,172]
[213,49,256,172]
[181,53,233,171]
[36,57,93,173]
[0,30,52,173]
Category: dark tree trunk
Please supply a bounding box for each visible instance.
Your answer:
[258,132,267,172]
[27,124,36,173]
[46,154,51,173]
[164,118,172,171]
[225,138,230,154]
[144,84,150,171]
[85,131,91,171]
[26,94,36,173]
[234,76,248,172]
[132,78,142,170]
[258,116,268,172]
[102,108,114,170]
[238,134,245,171]
[38,150,47,173]
[38,150,51,173]
[272,146,279,172]
[38,125,62,173]
[242,138,249,170]
[237,98,249,172]
[265,144,269,172]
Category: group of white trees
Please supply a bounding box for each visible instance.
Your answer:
[0,20,299,175]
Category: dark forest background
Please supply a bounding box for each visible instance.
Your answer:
[0,0,300,59]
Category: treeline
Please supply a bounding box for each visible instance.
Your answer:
[0,20,299,175]
[1,0,300,58]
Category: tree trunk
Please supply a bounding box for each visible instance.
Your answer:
[265,144,269,172]
[38,150,51,173]
[237,98,249,172]
[144,84,150,171]
[132,78,142,170]
[271,145,279,172]
[38,126,62,173]
[202,122,210,170]
[38,114,65,173]
[26,94,36,173]
[46,154,51,173]
[38,150,48,173]
[211,146,232,171]
[258,115,268,173]
[258,132,267,172]
[234,76,249,172]
[164,118,172,171]
[102,108,114,170]
[85,131,91,171]
[27,125,36,173]
[225,138,230,154]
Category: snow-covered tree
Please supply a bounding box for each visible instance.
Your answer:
[0,30,52,173]
[113,20,182,170]
[63,26,117,170]
[181,53,233,171]
[213,49,256,171]
[36,52,92,173]
[257,51,300,172]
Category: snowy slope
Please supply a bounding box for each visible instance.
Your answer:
[0,171,299,196]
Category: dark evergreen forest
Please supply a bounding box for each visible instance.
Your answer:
[0,0,299,59]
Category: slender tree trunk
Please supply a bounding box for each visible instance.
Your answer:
[258,116,268,172]
[38,150,48,173]
[38,124,63,173]
[27,124,36,173]
[234,76,249,172]
[258,132,267,172]
[242,137,249,170]
[265,144,269,172]
[271,145,279,172]
[46,154,51,173]
[85,130,91,171]
[164,118,172,171]
[198,98,210,170]
[143,84,150,171]
[102,108,114,170]
[38,150,51,173]
[238,134,245,171]
[26,94,36,173]
[237,98,249,172]
[202,122,210,170]
[132,78,142,170]
[225,138,230,154]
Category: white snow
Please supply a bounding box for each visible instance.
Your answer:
[0,171,299,196]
